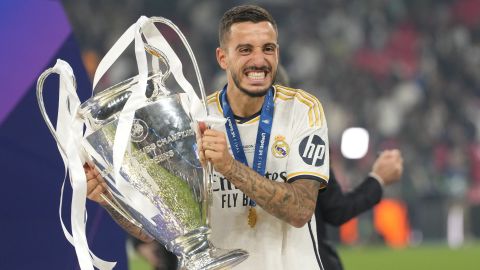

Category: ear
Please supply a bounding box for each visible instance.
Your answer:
[216,47,227,70]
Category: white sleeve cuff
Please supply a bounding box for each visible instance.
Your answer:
[369,172,385,186]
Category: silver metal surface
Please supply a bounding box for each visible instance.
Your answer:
[82,93,206,239]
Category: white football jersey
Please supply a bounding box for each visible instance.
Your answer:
[206,84,329,270]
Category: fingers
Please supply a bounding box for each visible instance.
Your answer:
[84,162,108,204]
[373,149,404,185]
[197,128,228,164]
[387,150,403,176]
[87,175,100,190]
[84,165,100,181]
[196,130,206,167]
[379,149,403,163]
[196,122,221,167]
[86,175,103,197]
[198,147,207,167]
[90,184,106,201]
[198,121,207,135]
[395,150,404,178]
[196,128,234,174]
[202,130,227,148]
[202,136,229,157]
[202,128,225,138]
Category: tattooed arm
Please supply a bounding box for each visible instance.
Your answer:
[224,160,321,227]
[199,128,321,228]
[84,163,154,242]
[102,203,153,242]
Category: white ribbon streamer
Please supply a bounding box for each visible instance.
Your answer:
[50,59,116,270]
[110,16,150,212]
[92,23,136,92]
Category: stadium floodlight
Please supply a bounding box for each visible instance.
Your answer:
[341,127,369,159]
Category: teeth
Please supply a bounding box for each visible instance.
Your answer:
[247,71,265,80]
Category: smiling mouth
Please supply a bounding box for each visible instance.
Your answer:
[247,71,266,80]
[244,66,271,81]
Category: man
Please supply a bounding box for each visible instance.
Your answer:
[196,5,329,269]
[86,5,329,269]
[316,150,403,270]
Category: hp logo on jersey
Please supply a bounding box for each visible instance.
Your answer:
[299,134,326,166]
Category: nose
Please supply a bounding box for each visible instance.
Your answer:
[250,48,268,67]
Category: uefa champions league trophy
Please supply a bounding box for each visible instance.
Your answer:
[36,17,248,270]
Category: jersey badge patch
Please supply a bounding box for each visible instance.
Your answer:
[272,135,289,158]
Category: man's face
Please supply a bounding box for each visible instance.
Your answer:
[217,21,279,97]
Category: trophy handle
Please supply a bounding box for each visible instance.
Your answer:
[36,67,77,155]
[143,17,208,114]
[144,43,172,97]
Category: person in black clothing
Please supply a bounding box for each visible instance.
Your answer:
[315,149,403,270]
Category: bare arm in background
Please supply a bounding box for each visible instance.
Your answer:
[318,149,403,225]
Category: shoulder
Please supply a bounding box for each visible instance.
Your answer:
[274,84,323,111]
[274,84,325,127]
[207,90,222,114]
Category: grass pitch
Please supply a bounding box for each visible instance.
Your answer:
[129,242,480,270]
[338,242,480,270]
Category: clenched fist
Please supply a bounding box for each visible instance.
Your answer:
[196,121,235,175]
[371,149,403,185]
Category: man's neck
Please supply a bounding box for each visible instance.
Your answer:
[226,86,266,118]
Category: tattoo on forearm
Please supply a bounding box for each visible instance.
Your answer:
[223,160,320,225]
[104,204,153,242]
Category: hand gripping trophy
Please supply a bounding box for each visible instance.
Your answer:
[36,16,248,270]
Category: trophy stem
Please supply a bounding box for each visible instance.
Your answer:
[168,227,248,270]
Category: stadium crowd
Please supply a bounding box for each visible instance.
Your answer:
[63,0,480,242]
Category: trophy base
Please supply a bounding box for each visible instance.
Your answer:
[169,227,248,270]
[180,246,248,270]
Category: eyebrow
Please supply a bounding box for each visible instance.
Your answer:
[235,43,252,50]
[264,43,278,48]
[235,43,278,50]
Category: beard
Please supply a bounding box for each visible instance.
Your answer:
[231,66,277,98]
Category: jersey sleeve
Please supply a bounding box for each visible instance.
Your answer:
[286,91,329,187]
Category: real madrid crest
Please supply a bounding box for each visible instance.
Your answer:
[271,135,289,158]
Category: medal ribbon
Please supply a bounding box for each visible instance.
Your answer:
[220,85,274,207]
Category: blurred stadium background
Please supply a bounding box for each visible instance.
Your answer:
[2,0,480,269]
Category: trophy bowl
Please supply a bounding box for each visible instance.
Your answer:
[77,72,248,269]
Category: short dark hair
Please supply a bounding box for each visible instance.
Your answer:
[219,5,278,48]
